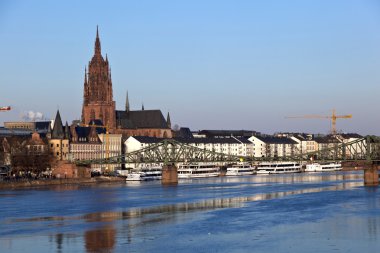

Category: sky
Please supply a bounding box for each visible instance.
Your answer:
[0,0,379,135]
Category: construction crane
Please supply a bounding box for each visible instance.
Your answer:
[0,106,11,112]
[286,109,352,135]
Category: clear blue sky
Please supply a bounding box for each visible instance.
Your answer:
[1,0,379,135]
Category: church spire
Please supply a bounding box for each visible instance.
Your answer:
[142,103,144,111]
[95,25,101,56]
[84,67,88,84]
[52,110,65,139]
[167,112,171,129]
[125,91,130,112]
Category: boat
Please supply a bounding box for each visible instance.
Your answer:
[126,166,162,181]
[305,162,342,172]
[256,161,301,174]
[226,162,256,176]
[178,163,220,178]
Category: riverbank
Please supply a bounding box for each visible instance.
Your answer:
[0,176,125,190]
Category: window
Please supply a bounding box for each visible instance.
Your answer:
[56,144,59,147]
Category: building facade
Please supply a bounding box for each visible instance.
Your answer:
[69,125,122,172]
[248,135,297,158]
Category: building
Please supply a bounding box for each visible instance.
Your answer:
[26,132,49,155]
[195,130,260,139]
[248,135,297,158]
[115,108,172,138]
[335,133,363,159]
[4,122,35,130]
[173,127,194,138]
[247,136,266,158]
[81,27,116,130]
[70,125,103,163]
[48,111,70,161]
[4,121,51,133]
[81,27,171,138]
[69,125,122,172]
[313,135,340,158]
[0,128,33,138]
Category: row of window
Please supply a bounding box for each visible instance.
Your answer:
[50,143,69,148]
[71,145,102,151]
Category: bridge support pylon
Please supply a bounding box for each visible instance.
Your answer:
[162,164,178,185]
[364,164,379,186]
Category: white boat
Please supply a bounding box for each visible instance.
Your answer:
[226,162,256,176]
[178,163,220,178]
[126,166,162,181]
[305,162,342,172]
[256,161,301,174]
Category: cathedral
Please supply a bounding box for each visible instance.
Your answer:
[81,27,172,138]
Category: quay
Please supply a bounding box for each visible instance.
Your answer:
[0,176,125,190]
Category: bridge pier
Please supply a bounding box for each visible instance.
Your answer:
[162,164,178,185]
[364,164,379,186]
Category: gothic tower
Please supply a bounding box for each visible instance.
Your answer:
[82,26,116,130]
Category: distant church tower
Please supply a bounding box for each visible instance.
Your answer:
[82,26,116,130]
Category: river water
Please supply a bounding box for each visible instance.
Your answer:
[0,171,379,253]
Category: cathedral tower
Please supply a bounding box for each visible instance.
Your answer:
[82,27,116,130]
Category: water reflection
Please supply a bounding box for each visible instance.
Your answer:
[220,172,362,184]
[55,233,63,253]
[85,225,116,253]
[11,181,362,225]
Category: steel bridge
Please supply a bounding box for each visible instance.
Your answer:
[75,136,380,166]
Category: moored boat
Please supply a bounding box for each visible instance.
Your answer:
[226,162,256,176]
[126,166,162,181]
[305,162,342,172]
[256,161,301,174]
[178,163,220,178]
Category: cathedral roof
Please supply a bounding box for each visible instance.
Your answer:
[116,110,169,129]
[71,126,106,143]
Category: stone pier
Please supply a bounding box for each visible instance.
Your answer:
[162,164,178,185]
[364,164,379,186]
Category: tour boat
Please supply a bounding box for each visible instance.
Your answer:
[305,162,342,172]
[126,166,162,181]
[225,162,256,176]
[256,161,301,174]
[178,163,220,178]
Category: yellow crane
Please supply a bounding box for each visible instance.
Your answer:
[286,109,352,135]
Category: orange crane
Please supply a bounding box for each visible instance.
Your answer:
[0,106,11,112]
[286,109,352,135]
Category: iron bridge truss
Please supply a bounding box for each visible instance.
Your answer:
[75,136,380,166]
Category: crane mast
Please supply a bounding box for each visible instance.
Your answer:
[286,109,352,134]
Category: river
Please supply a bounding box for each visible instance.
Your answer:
[0,171,379,253]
